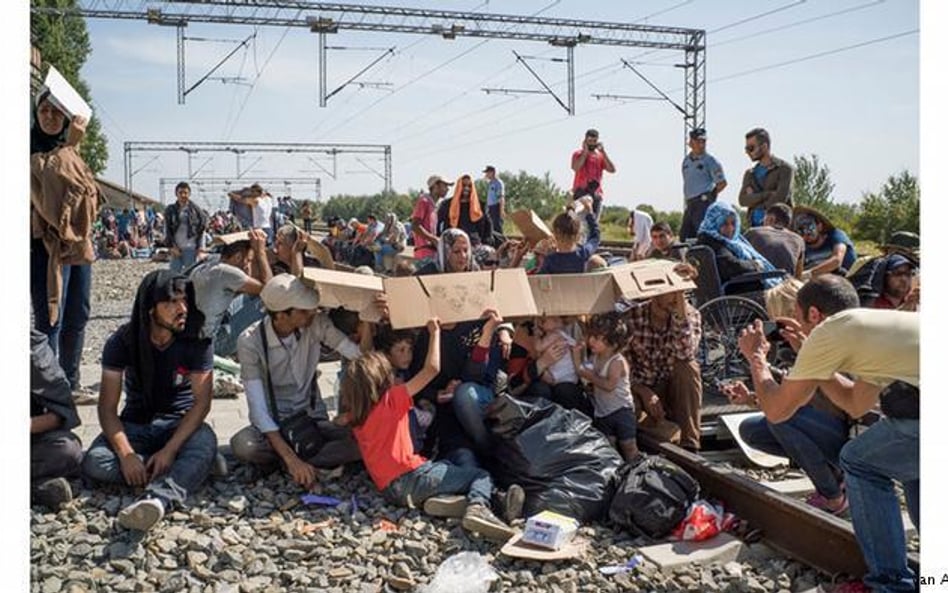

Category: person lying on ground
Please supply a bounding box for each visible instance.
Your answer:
[230,274,367,490]
[343,319,519,543]
[82,270,218,532]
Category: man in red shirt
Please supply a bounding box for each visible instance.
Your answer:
[412,175,453,262]
[570,128,616,219]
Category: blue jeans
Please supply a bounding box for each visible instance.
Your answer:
[374,243,399,271]
[169,247,198,273]
[30,239,91,390]
[840,417,919,593]
[739,405,850,498]
[382,457,492,509]
[214,294,265,357]
[452,382,495,451]
[82,417,218,510]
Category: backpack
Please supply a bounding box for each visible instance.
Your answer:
[608,455,700,538]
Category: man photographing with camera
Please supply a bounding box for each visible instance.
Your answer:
[570,128,616,219]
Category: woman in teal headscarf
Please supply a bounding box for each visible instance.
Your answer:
[696,201,782,290]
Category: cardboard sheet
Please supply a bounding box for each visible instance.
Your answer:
[500,533,589,561]
[43,66,92,121]
[384,268,537,329]
[510,209,553,244]
[210,231,251,246]
[528,271,619,317]
[609,260,696,300]
[300,267,384,322]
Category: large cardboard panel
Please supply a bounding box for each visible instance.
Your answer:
[510,209,553,244]
[528,271,618,317]
[500,533,588,561]
[609,260,696,301]
[44,65,93,120]
[384,269,537,329]
[300,267,384,322]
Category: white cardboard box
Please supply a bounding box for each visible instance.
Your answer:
[522,511,580,551]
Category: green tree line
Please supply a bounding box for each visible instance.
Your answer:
[314,158,918,248]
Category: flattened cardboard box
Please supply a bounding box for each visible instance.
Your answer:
[210,231,251,246]
[384,268,537,329]
[300,267,383,322]
[609,260,696,300]
[510,209,553,244]
[529,270,618,317]
[528,259,696,317]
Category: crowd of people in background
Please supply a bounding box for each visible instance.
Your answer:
[30,88,921,593]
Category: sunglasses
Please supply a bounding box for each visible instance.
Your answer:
[744,145,757,153]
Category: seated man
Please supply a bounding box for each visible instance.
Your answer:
[82,270,218,532]
[646,221,686,261]
[190,229,272,355]
[744,203,805,278]
[737,276,918,592]
[230,274,364,489]
[31,328,83,509]
[619,289,703,451]
[870,255,919,311]
[793,207,856,277]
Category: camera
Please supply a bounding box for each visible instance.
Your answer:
[761,320,783,342]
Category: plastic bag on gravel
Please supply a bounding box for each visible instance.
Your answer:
[421,552,498,593]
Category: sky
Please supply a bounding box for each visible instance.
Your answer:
[69,0,920,212]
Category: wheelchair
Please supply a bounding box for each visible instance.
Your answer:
[679,243,788,398]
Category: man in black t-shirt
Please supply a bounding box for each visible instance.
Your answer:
[82,270,218,532]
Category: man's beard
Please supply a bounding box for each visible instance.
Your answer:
[155,315,186,334]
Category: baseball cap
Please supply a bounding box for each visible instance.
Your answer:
[885,254,915,273]
[689,128,707,140]
[483,165,496,173]
[427,175,454,189]
[260,274,320,312]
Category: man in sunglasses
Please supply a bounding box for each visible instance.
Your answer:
[871,255,919,311]
[738,128,794,228]
[680,127,727,241]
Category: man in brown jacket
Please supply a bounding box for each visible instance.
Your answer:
[738,127,793,228]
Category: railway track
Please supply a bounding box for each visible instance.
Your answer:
[639,432,920,580]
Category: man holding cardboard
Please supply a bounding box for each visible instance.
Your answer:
[230,274,365,488]
[620,289,704,451]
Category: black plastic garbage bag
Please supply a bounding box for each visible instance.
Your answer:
[485,394,624,522]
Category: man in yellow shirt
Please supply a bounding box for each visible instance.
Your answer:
[737,275,918,593]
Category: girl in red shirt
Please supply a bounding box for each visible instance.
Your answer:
[342,318,516,543]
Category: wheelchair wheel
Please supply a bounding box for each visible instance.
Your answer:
[698,296,770,396]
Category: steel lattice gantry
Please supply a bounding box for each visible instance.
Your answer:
[34,0,706,130]
[124,141,392,194]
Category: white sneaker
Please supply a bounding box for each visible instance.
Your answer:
[117,498,165,532]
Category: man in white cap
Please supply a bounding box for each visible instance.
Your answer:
[231,274,365,489]
[411,175,453,262]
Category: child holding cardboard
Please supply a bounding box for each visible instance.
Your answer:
[343,318,517,543]
[537,196,600,275]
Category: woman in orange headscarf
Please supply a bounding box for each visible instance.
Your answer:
[436,174,495,247]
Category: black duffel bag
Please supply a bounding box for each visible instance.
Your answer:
[609,455,700,539]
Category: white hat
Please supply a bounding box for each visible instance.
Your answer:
[260,274,320,312]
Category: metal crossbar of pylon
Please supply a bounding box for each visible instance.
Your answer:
[124,141,391,196]
[33,0,706,132]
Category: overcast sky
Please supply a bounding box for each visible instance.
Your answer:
[70,0,920,213]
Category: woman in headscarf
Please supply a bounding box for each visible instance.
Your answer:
[30,88,98,404]
[436,174,494,247]
[696,202,782,290]
[415,228,479,276]
[374,212,408,273]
